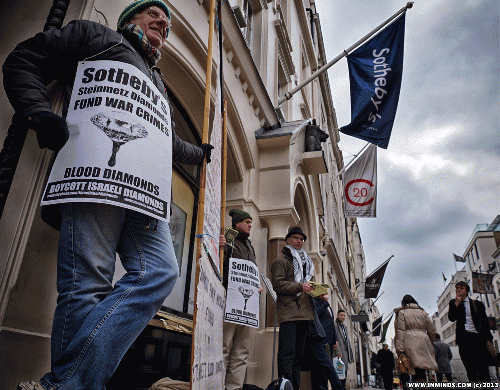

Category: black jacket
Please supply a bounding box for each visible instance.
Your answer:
[377,348,395,373]
[3,20,203,229]
[313,298,337,346]
[448,297,492,345]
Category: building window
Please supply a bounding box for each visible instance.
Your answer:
[241,0,253,48]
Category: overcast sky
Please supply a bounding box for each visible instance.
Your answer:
[315,0,500,329]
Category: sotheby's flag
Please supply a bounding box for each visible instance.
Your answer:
[340,14,406,149]
[343,144,377,218]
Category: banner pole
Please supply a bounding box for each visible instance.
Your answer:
[277,2,413,106]
[218,0,227,273]
[191,0,217,384]
[333,142,370,182]
[372,310,394,333]
[220,100,228,272]
[370,291,385,307]
[353,254,394,291]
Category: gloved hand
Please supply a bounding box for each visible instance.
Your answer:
[200,143,214,163]
[29,112,69,151]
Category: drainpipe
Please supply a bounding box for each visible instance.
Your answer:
[0,0,71,218]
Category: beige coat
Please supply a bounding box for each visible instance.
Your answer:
[394,304,438,374]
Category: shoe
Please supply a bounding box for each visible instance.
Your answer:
[16,382,46,390]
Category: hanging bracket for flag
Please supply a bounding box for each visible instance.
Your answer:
[276,2,414,107]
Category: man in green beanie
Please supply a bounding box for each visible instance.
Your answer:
[221,209,261,390]
[4,1,213,389]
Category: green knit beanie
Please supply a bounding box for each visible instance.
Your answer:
[117,0,171,37]
[229,209,252,228]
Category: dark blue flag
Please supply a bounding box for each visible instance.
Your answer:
[340,14,406,149]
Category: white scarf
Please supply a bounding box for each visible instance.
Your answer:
[287,245,314,283]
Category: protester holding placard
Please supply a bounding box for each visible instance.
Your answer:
[221,209,262,390]
[3,1,212,389]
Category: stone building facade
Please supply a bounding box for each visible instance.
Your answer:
[0,1,374,389]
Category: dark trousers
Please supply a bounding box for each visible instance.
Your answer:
[412,368,426,381]
[381,371,393,390]
[278,321,309,390]
[436,373,453,382]
[309,342,344,390]
[458,332,490,382]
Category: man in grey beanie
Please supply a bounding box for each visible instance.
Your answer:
[4,1,212,389]
[221,209,261,390]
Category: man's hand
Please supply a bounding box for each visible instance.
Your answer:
[333,342,339,349]
[219,235,226,248]
[29,112,69,151]
[258,286,263,293]
[337,352,342,358]
[200,143,214,163]
[302,283,312,293]
[454,291,465,307]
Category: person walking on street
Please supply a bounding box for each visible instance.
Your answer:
[377,344,395,390]
[448,281,492,382]
[3,1,212,389]
[433,334,453,382]
[394,295,438,384]
[334,309,354,388]
[271,226,314,390]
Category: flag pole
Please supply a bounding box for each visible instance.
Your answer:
[191,0,217,383]
[219,100,228,272]
[370,291,385,308]
[333,142,370,182]
[372,310,394,334]
[218,0,227,274]
[276,2,413,107]
[353,255,394,291]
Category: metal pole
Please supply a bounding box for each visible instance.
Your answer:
[276,2,413,106]
[370,291,385,307]
[0,0,71,219]
[332,142,370,183]
[352,255,394,291]
[372,310,394,334]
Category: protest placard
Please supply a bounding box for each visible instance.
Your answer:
[41,60,172,221]
[192,251,225,390]
[224,258,260,329]
[202,58,223,269]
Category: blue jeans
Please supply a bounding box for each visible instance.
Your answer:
[40,203,178,390]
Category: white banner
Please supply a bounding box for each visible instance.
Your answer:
[192,252,225,390]
[224,258,260,328]
[41,60,172,221]
[202,42,223,270]
[343,143,377,218]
